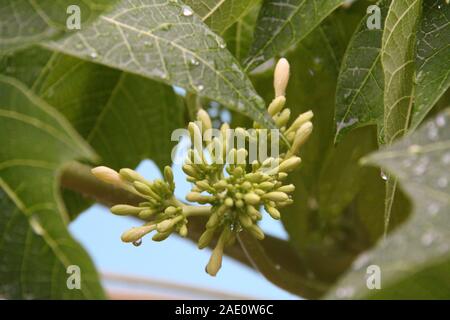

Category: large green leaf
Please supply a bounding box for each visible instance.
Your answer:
[1,46,185,171]
[327,108,450,299]
[0,75,104,299]
[412,0,450,129]
[244,0,344,70]
[223,1,261,62]
[44,0,273,128]
[335,0,449,142]
[382,0,422,235]
[334,0,390,142]
[0,0,115,53]
[183,0,258,33]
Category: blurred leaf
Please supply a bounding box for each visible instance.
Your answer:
[0,75,104,299]
[412,0,450,129]
[223,2,261,62]
[334,0,390,142]
[244,0,344,70]
[44,0,274,128]
[0,0,116,53]
[183,0,258,33]
[327,108,450,299]
[382,0,422,235]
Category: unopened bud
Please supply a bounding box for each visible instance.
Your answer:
[275,108,291,128]
[244,193,260,205]
[277,184,295,193]
[179,224,188,237]
[119,168,146,183]
[262,191,289,202]
[274,58,290,97]
[164,166,175,190]
[248,224,265,240]
[266,206,281,219]
[286,111,314,134]
[197,109,212,132]
[91,166,123,186]
[198,228,215,249]
[239,213,253,228]
[111,205,142,216]
[288,122,313,157]
[278,156,301,173]
[121,225,155,242]
[152,231,171,242]
[267,96,286,116]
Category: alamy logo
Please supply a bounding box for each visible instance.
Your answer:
[66,265,81,289]
[367,5,381,30]
[366,264,381,290]
[66,5,81,30]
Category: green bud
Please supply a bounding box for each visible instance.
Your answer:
[182,164,199,178]
[157,215,184,233]
[197,109,212,132]
[266,206,281,220]
[138,209,157,219]
[258,181,275,191]
[121,224,155,242]
[119,168,146,183]
[188,122,203,145]
[287,122,313,157]
[277,184,295,193]
[262,191,289,202]
[224,197,234,207]
[152,231,171,242]
[198,228,215,249]
[205,245,223,277]
[244,192,261,205]
[275,108,291,128]
[235,199,244,208]
[239,213,253,228]
[206,212,220,229]
[247,205,263,221]
[133,181,161,200]
[247,224,265,240]
[286,110,314,134]
[164,166,175,191]
[267,96,286,116]
[213,180,228,191]
[186,192,214,204]
[164,206,179,215]
[111,204,142,216]
[179,224,188,237]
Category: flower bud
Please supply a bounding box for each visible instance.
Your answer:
[274,58,290,97]
[288,122,313,157]
[121,225,155,242]
[119,168,146,183]
[262,191,289,202]
[188,122,203,147]
[267,96,286,116]
[182,164,199,178]
[111,205,142,216]
[239,213,253,228]
[286,110,314,134]
[278,156,302,173]
[247,205,262,220]
[244,192,260,205]
[275,108,291,128]
[164,166,175,190]
[266,206,281,220]
[138,209,157,219]
[91,166,123,186]
[206,245,223,276]
[152,231,171,242]
[277,184,295,193]
[248,224,265,240]
[198,228,215,249]
[179,224,188,237]
[197,109,212,132]
[206,212,220,229]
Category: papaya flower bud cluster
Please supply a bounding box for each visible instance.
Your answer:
[91,58,313,276]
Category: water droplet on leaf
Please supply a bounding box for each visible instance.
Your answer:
[133,239,142,247]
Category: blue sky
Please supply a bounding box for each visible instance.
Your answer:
[70,158,297,299]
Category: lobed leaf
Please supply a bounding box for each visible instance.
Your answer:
[244,0,344,70]
[44,0,274,128]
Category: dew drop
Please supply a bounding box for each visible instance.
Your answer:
[436,115,446,127]
[274,264,281,270]
[189,58,199,66]
[89,51,98,59]
[181,5,193,17]
[197,84,204,91]
[133,239,142,247]
[380,170,388,181]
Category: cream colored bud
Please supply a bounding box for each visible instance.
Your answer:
[262,191,289,202]
[274,58,290,97]
[164,166,175,190]
[286,110,314,134]
[138,209,157,219]
[91,166,122,185]
[206,212,220,229]
[247,205,262,220]
[266,206,281,220]
[186,192,213,204]
[275,108,291,128]
[197,109,212,132]
[111,204,142,216]
[288,122,313,157]
[164,206,179,215]
[188,122,203,144]
[236,148,248,165]
[121,225,155,242]
[278,156,302,173]
[277,184,295,193]
[157,215,183,233]
[182,164,198,178]
[258,181,275,191]
[267,96,286,116]
[119,168,146,183]
[224,197,234,207]
[244,193,261,205]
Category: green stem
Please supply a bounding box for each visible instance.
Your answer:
[183,205,212,216]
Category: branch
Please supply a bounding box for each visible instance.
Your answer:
[60,161,329,298]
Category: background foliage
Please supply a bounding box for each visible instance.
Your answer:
[0,0,449,299]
